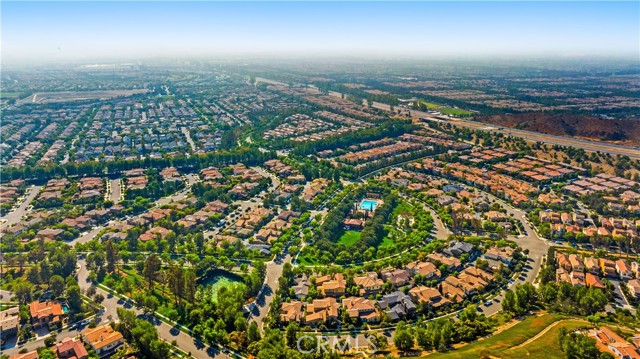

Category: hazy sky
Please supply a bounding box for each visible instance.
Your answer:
[2,1,639,64]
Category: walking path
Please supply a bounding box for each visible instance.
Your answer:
[510,319,585,350]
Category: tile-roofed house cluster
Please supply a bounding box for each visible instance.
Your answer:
[554,251,639,295]
[564,173,638,196]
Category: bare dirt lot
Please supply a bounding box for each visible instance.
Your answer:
[476,113,640,147]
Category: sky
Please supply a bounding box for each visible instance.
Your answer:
[2,1,639,65]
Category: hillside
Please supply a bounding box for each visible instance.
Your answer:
[476,113,640,147]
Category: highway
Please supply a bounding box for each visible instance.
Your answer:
[368,101,640,159]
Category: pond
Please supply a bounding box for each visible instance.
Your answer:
[199,270,244,301]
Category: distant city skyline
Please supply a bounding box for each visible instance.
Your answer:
[2,1,639,65]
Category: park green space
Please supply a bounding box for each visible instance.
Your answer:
[0,92,21,98]
[418,100,473,117]
[418,314,588,359]
[338,230,361,247]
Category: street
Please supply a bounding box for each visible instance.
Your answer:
[1,185,42,227]
[1,258,238,359]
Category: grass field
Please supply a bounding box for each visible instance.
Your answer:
[417,314,588,359]
[392,201,414,217]
[0,92,21,98]
[379,236,395,248]
[338,230,361,247]
[419,100,473,117]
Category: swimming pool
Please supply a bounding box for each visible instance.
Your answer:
[360,200,378,211]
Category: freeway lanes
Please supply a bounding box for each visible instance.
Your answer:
[368,101,640,159]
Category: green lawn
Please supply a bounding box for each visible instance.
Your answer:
[418,100,473,117]
[338,230,361,247]
[0,92,21,98]
[297,253,319,265]
[417,314,586,359]
[379,236,396,249]
[392,202,414,217]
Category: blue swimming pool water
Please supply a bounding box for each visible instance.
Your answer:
[360,200,378,211]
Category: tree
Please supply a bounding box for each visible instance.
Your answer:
[14,282,33,304]
[183,269,197,303]
[67,285,82,312]
[394,328,414,352]
[49,275,65,298]
[143,295,159,313]
[38,349,57,359]
[143,254,162,290]
[503,289,517,315]
[441,321,453,347]
[167,264,184,305]
[247,321,261,344]
[285,322,298,348]
[105,240,119,273]
[116,308,171,358]
[559,331,600,359]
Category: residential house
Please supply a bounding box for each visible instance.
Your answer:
[406,261,441,280]
[586,273,606,289]
[590,327,640,359]
[377,291,416,321]
[601,259,618,278]
[292,276,309,300]
[583,257,600,275]
[82,324,124,357]
[280,301,304,323]
[484,248,514,265]
[353,272,384,296]
[426,253,461,271]
[627,279,640,299]
[484,211,509,222]
[570,271,586,287]
[440,280,467,303]
[0,306,19,339]
[8,351,39,359]
[443,241,474,258]
[342,297,380,323]
[616,260,634,280]
[306,298,339,325]
[29,301,65,329]
[55,337,89,359]
[317,273,346,297]
[381,269,411,287]
[408,286,451,309]
[569,254,584,272]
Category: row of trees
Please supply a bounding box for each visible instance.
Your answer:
[502,278,608,317]
[116,308,172,358]
[394,305,495,353]
[290,120,414,157]
[1,146,275,184]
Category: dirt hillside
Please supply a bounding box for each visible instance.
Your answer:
[476,113,640,146]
